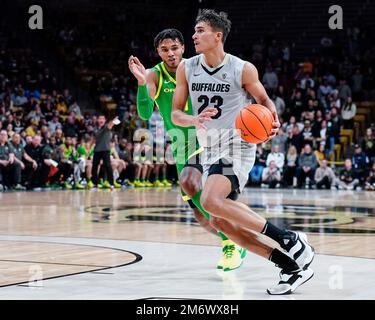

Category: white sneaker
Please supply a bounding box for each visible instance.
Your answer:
[267,267,314,295]
[286,232,315,270]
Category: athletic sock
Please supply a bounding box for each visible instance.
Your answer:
[261,221,297,250]
[191,191,229,242]
[269,248,300,272]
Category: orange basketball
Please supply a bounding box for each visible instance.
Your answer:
[235,104,274,144]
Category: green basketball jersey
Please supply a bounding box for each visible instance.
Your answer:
[152,61,199,165]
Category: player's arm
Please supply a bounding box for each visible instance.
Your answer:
[172,61,217,129]
[128,55,157,120]
[242,62,280,139]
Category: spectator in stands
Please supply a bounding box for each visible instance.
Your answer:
[338,79,352,105]
[63,115,78,137]
[352,144,370,182]
[317,78,333,110]
[261,160,281,189]
[271,127,287,154]
[262,66,278,92]
[296,144,318,188]
[361,127,375,164]
[300,73,315,91]
[48,113,62,134]
[24,135,48,190]
[266,145,285,172]
[68,100,82,118]
[287,124,304,153]
[56,96,68,114]
[314,143,327,165]
[335,158,360,190]
[364,162,375,191]
[271,92,285,118]
[314,159,336,189]
[289,90,304,119]
[283,145,298,187]
[8,133,37,189]
[54,128,64,145]
[341,97,356,129]
[0,130,21,191]
[250,144,267,185]
[300,120,314,148]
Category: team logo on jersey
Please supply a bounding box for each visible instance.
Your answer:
[222,73,227,79]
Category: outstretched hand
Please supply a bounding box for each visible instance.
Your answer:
[128,55,146,85]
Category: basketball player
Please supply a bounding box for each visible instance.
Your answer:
[172,9,315,294]
[129,29,249,271]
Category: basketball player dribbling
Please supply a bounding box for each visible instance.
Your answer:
[172,9,315,294]
[128,29,251,272]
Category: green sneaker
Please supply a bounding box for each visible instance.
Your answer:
[102,180,111,189]
[75,182,84,190]
[218,240,247,272]
[162,179,172,187]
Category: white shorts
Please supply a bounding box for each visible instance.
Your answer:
[201,138,256,192]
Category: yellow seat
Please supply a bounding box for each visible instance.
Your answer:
[334,144,341,161]
[340,129,353,145]
[354,114,366,135]
[339,136,348,158]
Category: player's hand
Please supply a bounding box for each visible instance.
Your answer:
[193,107,218,129]
[266,110,281,141]
[128,55,146,85]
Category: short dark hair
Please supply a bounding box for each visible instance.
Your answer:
[154,28,184,50]
[195,9,231,43]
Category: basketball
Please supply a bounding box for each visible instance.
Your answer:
[235,104,274,144]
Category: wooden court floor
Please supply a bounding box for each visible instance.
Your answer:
[0,187,374,299]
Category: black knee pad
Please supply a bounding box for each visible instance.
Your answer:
[208,158,240,197]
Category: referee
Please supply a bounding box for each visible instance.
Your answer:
[91,114,119,189]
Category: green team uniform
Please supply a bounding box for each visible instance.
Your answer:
[137,61,202,175]
[77,145,94,159]
[62,144,77,161]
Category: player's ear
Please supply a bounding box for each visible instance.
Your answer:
[181,44,185,54]
[216,31,223,43]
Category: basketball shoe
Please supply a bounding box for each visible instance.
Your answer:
[283,231,315,270]
[217,240,246,272]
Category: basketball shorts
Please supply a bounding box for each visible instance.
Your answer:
[201,138,256,193]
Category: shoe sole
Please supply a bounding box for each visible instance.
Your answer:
[267,268,315,295]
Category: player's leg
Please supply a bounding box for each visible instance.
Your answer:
[180,164,247,271]
[160,163,171,186]
[187,200,217,236]
[145,163,154,187]
[85,159,94,188]
[153,163,162,187]
[201,173,314,294]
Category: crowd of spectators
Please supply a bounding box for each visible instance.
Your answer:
[1,2,375,193]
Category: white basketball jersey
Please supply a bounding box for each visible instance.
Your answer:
[184,53,250,148]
